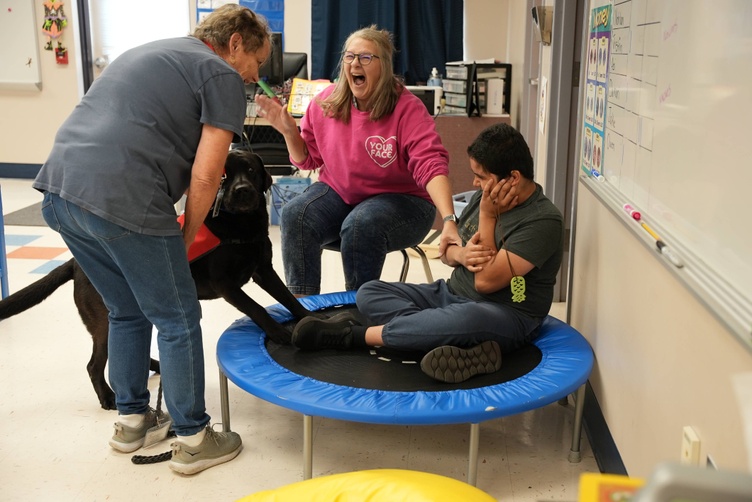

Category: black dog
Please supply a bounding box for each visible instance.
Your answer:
[0,149,317,410]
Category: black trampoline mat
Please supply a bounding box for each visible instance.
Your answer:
[266,306,542,392]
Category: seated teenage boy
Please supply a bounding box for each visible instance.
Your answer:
[290,123,564,383]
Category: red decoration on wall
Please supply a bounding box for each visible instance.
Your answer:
[54,42,68,64]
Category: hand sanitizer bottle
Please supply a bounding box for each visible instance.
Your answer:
[427,67,442,87]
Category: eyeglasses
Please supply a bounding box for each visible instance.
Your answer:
[342,52,380,66]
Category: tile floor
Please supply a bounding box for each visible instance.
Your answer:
[0,178,599,501]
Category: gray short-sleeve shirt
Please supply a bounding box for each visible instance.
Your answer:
[34,37,246,235]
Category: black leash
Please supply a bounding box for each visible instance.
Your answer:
[130,380,174,465]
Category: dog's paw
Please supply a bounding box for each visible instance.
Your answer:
[100,390,117,410]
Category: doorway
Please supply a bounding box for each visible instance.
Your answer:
[77,0,190,92]
[521,1,584,303]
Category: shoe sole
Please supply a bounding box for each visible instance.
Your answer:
[108,409,169,453]
[420,341,502,383]
[109,437,145,453]
[168,444,243,475]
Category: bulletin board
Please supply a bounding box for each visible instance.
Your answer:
[0,0,42,90]
[196,0,284,33]
[577,0,752,348]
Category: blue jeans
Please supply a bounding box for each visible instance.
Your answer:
[41,192,209,436]
[356,279,541,352]
[280,182,436,295]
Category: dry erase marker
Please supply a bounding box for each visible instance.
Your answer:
[656,241,684,268]
[623,203,641,220]
[256,79,279,102]
[590,168,605,182]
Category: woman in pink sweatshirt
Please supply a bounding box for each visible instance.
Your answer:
[256,25,459,295]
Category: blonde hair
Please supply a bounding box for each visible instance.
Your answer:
[193,4,271,54]
[319,25,404,123]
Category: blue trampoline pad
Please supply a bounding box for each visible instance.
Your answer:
[216,291,594,426]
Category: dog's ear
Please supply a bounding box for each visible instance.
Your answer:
[250,153,273,192]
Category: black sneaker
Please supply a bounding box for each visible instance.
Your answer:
[420,341,502,383]
[291,313,360,350]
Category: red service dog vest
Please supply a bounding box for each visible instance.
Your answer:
[176,214,220,262]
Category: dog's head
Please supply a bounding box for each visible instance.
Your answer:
[220,149,273,213]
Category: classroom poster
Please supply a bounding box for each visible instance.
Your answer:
[580,4,611,178]
[197,0,285,33]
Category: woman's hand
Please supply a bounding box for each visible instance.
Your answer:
[438,224,462,258]
[255,94,298,136]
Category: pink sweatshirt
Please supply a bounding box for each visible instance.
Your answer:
[291,85,449,205]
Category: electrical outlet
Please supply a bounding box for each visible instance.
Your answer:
[681,425,701,465]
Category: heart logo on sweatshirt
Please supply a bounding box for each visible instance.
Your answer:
[365,135,397,168]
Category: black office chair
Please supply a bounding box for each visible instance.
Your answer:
[283,52,308,81]
[322,240,434,283]
[242,53,309,176]
[247,143,296,177]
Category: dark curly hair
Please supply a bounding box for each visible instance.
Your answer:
[467,123,534,180]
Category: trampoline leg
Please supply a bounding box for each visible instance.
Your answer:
[303,415,313,479]
[467,423,480,486]
[568,384,587,463]
[219,369,231,432]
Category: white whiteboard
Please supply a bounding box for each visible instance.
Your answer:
[579,0,752,345]
[0,0,42,90]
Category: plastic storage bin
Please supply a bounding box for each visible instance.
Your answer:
[452,190,477,218]
[270,177,311,225]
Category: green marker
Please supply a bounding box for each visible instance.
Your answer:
[256,79,277,100]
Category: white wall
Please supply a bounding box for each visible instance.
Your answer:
[533,0,554,190]
[571,185,752,476]
[0,1,79,165]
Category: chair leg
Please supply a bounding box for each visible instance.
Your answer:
[411,245,434,282]
[399,249,410,282]
[398,247,434,283]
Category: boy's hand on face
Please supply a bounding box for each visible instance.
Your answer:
[480,176,519,218]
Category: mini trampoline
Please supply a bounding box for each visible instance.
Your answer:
[216,291,594,485]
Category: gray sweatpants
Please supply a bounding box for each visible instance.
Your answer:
[355,279,541,353]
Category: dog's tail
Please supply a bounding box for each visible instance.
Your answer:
[0,258,76,319]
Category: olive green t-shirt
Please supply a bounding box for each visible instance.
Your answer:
[448,184,564,318]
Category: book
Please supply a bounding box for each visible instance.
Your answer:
[286,78,332,117]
